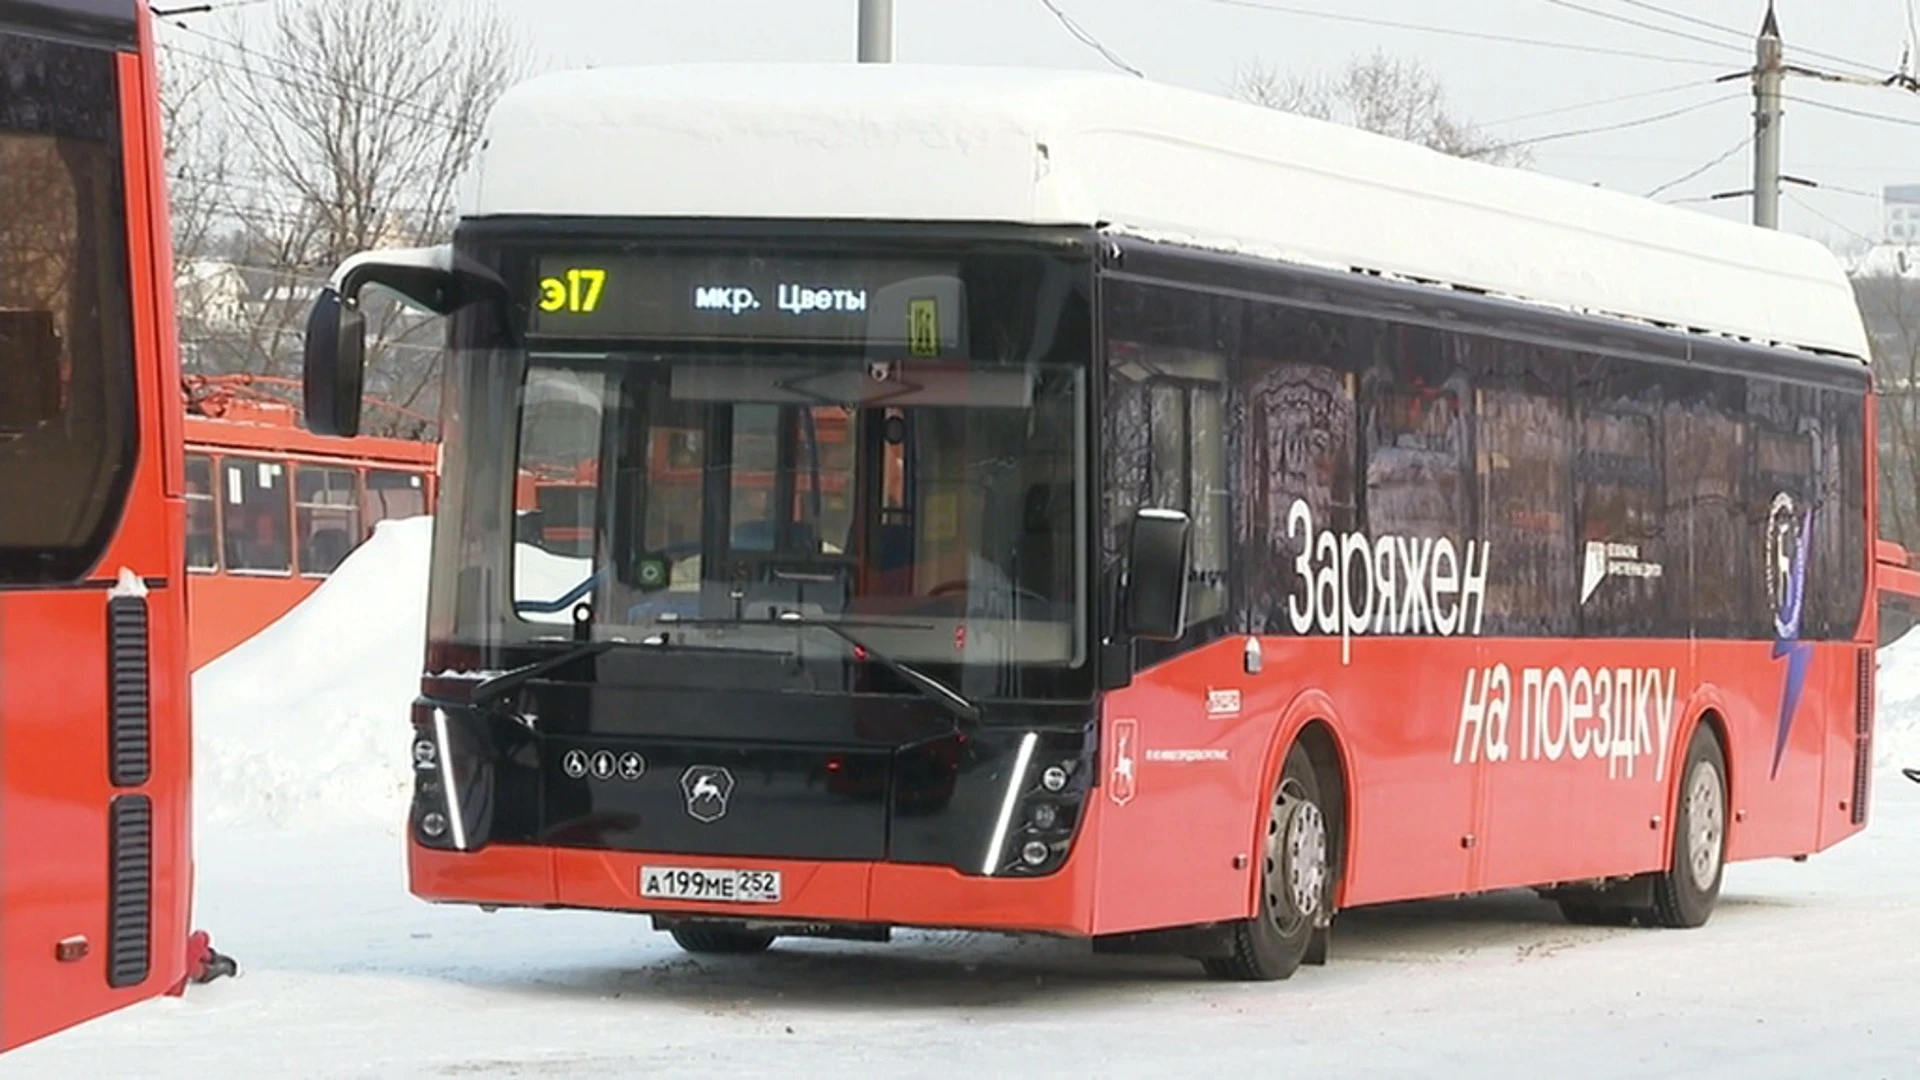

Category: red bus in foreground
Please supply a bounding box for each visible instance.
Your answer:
[306,65,1899,980]
[1,0,206,1050]
[183,375,438,668]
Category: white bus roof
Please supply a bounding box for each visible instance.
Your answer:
[466,63,1871,361]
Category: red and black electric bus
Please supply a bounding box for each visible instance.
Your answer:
[304,64,1899,980]
[2,0,209,1050]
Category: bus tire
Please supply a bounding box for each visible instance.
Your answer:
[668,924,776,955]
[1202,743,1330,981]
[1647,725,1728,930]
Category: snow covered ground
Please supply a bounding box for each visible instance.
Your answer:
[11,521,1920,1077]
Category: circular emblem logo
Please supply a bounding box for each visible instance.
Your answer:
[1765,491,1806,639]
[561,749,590,780]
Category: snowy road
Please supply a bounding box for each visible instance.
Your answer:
[13,772,1919,1079]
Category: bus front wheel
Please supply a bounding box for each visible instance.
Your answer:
[1203,743,1331,981]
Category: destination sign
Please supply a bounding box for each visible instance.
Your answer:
[528,254,966,354]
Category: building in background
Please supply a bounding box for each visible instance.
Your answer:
[1887,185,1920,245]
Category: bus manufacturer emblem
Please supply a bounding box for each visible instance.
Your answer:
[682,766,735,823]
[1109,719,1138,806]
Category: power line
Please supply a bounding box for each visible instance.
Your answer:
[1188,0,1728,67]
[1034,0,1143,77]
[1488,92,1743,153]
[1784,190,1879,246]
[1608,0,1890,76]
[150,0,274,15]
[1804,181,1890,201]
[1787,94,1920,127]
[1537,0,1750,57]
[1644,133,1752,198]
[1608,0,1747,40]
[157,23,465,134]
[1483,76,1720,126]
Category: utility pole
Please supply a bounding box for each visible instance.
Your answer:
[1752,2,1784,229]
[859,0,893,63]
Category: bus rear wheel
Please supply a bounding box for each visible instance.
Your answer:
[1202,744,1330,981]
[668,923,776,955]
[1648,725,1728,929]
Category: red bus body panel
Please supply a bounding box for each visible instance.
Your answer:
[408,633,1868,938]
[1,13,194,1050]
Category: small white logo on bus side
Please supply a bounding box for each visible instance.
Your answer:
[1580,541,1663,604]
[1109,719,1138,806]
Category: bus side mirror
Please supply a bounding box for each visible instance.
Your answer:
[303,287,367,438]
[301,244,513,438]
[1124,508,1191,643]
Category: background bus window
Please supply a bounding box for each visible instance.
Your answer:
[0,33,137,584]
[222,456,292,574]
[296,465,360,576]
[186,453,220,571]
[364,468,426,527]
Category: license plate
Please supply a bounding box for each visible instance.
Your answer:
[640,866,782,904]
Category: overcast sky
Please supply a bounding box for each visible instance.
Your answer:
[233,0,1920,250]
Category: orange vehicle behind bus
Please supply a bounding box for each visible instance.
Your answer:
[183,374,438,668]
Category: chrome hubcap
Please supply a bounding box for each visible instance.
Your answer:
[1686,759,1725,893]
[1264,783,1328,934]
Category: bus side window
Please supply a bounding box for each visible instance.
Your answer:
[1361,323,1471,544]
[1577,403,1663,635]
[0,59,139,584]
[1474,364,1574,637]
[364,468,427,531]
[1663,383,1748,637]
[222,456,291,574]
[185,453,219,572]
[295,464,360,577]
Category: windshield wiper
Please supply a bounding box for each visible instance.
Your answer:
[645,614,981,725]
[469,639,617,707]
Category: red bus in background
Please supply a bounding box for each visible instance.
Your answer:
[1,0,221,1052]
[183,374,438,668]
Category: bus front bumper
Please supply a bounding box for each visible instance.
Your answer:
[408,839,1100,937]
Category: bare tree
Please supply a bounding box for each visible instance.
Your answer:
[156,39,231,284]
[161,0,528,436]
[1231,51,1530,167]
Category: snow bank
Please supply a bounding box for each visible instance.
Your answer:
[1876,626,1920,770]
[193,517,433,831]
[192,522,605,830]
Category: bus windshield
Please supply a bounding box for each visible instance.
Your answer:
[424,243,1094,692]
[504,349,1086,666]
